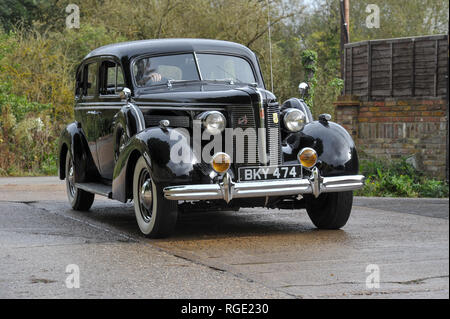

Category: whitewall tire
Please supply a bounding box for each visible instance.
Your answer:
[132,156,177,238]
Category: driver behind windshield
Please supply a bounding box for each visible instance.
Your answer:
[136,59,162,86]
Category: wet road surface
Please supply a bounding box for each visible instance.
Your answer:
[0,177,448,298]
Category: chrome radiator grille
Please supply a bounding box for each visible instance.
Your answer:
[230,104,282,168]
[265,103,282,166]
[230,105,258,167]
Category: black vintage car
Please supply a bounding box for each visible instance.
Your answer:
[58,39,364,237]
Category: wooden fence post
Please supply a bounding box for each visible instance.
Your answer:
[411,38,415,97]
[367,41,372,100]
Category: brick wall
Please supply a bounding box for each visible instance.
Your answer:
[335,95,448,179]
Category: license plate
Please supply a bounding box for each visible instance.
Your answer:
[238,165,303,182]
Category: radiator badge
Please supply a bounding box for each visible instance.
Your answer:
[238,115,248,125]
[272,112,279,124]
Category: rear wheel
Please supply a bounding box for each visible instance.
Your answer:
[132,156,178,238]
[304,191,353,229]
[65,152,95,211]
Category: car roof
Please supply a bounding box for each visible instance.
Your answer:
[81,38,265,89]
[83,38,257,61]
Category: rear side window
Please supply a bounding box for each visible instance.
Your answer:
[85,62,98,96]
[75,68,83,97]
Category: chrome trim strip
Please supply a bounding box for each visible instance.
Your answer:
[77,102,126,106]
[128,102,145,132]
[136,101,230,107]
[78,100,236,108]
[138,106,226,111]
[75,102,144,131]
[75,104,227,112]
[255,88,268,165]
[164,173,365,202]
[75,106,124,110]
[193,52,203,81]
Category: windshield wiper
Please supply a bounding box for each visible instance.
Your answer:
[214,66,244,84]
[202,79,238,85]
[140,79,201,91]
[166,79,200,88]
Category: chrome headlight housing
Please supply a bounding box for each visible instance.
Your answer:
[283,108,306,132]
[198,111,226,135]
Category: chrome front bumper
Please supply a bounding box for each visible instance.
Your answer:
[163,167,365,203]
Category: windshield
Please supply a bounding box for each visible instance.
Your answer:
[134,54,200,87]
[196,53,256,84]
[133,53,256,88]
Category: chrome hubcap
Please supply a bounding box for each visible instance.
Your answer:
[67,161,76,198]
[138,170,153,222]
[140,180,153,210]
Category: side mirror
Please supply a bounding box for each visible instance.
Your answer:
[119,87,131,101]
[298,82,309,98]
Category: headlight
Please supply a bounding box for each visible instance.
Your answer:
[283,108,306,132]
[198,111,226,135]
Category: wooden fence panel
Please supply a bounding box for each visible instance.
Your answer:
[344,34,448,100]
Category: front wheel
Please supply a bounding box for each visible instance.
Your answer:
[304,191,353,229]
[132,156,178,238]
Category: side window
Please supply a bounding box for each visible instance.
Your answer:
[75,68,83,97]
[85,62,98,97]
[116,67,125,91]
[100,60,125,95]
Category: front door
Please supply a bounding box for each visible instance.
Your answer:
[76,61,101,173]
[96,60,126,180]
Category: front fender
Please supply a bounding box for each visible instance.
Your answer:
[112,126,198,202]
[58,122,99,182]
[282,121,359,177]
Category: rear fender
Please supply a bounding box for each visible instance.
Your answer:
[58,122,100,182]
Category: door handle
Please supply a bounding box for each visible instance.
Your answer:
[87,111,101,115]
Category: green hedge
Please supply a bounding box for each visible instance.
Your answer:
[0,81,58,176]
[356,158,449,198]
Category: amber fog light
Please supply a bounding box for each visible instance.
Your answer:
[298,148,317,168]
[211,152,231,174]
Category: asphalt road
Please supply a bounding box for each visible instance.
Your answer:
[0,177,448,298]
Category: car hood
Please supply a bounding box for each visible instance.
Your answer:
[133,83,263,106]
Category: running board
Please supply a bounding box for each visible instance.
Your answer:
[75,183,112,198]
